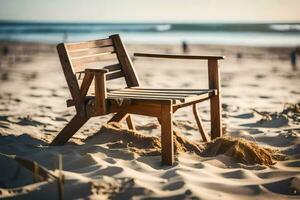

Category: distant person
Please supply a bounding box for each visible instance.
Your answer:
[236,52,243,59]
[182,41,189,53]
[1,46,9,56]
[290,46,299,71]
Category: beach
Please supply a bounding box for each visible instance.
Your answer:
[0,41,300,199]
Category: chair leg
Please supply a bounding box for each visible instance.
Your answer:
[109,112,135,131]
[126,114,136,131]
[108,112,128,123]
[210,95,222,140]
[161,104,174,165]
[50,114,88,146]
[192,104,210,142]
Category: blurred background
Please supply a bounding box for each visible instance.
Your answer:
[0,0,300,46]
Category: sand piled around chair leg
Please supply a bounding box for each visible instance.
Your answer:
[88,122,204,156]
[173,130,204,156]
[88,122,161,156]
[202,137,281,166]
[89,123,281,166]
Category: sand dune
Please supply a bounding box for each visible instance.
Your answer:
[0,42,299,199]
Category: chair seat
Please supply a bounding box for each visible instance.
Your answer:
[66,87,216,107]
[107,87,216,104]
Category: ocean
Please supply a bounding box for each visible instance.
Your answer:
[0,21,300,47]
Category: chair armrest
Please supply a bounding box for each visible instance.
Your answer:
[83,68,107,115]
[134,52,225,60]
[76,68,108,115]
[78,68,108,99]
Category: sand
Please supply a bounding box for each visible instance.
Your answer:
[0,41,300,199]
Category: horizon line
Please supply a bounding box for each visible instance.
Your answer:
[1,19,300,25]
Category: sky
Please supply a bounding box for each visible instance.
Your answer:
[0,0,300,23]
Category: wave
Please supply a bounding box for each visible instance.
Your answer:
[1,21,300,46]
[1,22,300,34]
[269,24,300,31]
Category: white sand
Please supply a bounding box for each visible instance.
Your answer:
[0,42,299,199]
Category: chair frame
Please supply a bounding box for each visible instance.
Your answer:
[50,34,224,165]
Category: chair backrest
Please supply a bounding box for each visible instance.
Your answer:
[56,34,140,106]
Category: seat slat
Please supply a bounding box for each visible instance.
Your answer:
[71,53,118,67]
[120,88,214,95]
[107,93,186,102]
[66,38,113,51]
[66,89,214,107]
[69,46,115,58]
[107,95,180,103]
[109,90,191,97]
[129,87,214,92]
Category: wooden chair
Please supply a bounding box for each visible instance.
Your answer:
[50,34,224,165]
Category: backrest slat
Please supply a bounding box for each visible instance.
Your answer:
[69,46,115,58]
[71,53,118,68]
[110,35,140,87]
[58,35,140,106]
[66,38,113,51]
[57,43,82,111]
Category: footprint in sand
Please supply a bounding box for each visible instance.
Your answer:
[259,95,272,99]
[255,74,266,79]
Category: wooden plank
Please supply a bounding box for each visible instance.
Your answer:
[80,72,94,98]
[109,90,190,97]
[107,93,185,101]
[71,53,118,67]
[192,104,210,142]
[108,95,179,104]
[161,103,174,165]
[181,92,214,104]
[103,64,122,72]
[69,46,115,58]
[73,61,120,73]
[66,99,74,107]
[109,103,162,117]
[50,114,88,145]
[129,87,214,92]
[208,59,222,139]
[108,91,215,105]
[66,89,215,108]
[117,88,212,95]
[66,38,113,51]
[134,53,225,60]
[110,34,140,87]
[106,70,124,80]
[109,98,175,106]
[173,97,212,112]
[108,112,128,123]
[126,115,136,131]
[94,72,107,115]
[56,43,83,113]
